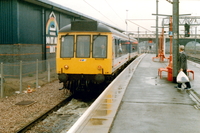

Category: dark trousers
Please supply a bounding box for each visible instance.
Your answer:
[177,70,191,88]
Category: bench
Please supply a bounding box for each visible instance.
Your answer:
[158,68,168,78]
[187,69,194,80]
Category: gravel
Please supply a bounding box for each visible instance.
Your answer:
[27,99,91,133]
[0,80,68,133]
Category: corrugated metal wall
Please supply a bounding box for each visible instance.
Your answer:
[0,0,74,45]
[59,13,72,29]
[0,0,18,44]
[0,0,79,63]
[18,1,43,44]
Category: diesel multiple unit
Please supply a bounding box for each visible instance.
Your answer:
[56,21,138,93]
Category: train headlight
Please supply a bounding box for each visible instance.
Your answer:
[64,65,69,69]
[97,65,102,70]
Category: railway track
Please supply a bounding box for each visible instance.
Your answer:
[16,95,73,133]
[187,56,200,110]
[188,56,200,64]
[15,88,103,132]
[14,54,140,132]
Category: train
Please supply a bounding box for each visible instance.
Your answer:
[56,21,138,94]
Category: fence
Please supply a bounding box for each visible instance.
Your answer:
[0,58,57,98]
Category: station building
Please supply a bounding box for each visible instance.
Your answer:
[0,0,117,63]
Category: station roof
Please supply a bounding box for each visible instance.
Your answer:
[23,0,125,32]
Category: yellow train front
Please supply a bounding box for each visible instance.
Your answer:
[56,21,137,93]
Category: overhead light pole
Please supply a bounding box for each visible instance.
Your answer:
[126,10,128,34]
[156,0,159,56]
[172,0,179,82]
[165,0,179,82]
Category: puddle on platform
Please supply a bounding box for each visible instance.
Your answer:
[145,77,161,86]
[90,118,107,125]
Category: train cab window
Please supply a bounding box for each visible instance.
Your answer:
[60,35,74,58]
[92,35,107,58]
[76,35,90,58]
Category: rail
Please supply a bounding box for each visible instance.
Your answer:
[67,54,146,133]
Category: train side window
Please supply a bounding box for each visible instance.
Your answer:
[115,39,118,57]
[76,35,90,58]
[92,35,107,58]
[112,38,115,58]
[60,35,74,58]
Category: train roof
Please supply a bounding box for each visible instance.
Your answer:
[59,21,137,42]
[60,21,111,33]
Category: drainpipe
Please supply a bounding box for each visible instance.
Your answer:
[42,8,46,60]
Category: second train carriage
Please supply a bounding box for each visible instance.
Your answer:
[56,21,138,93]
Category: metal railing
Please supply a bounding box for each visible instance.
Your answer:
[0,58,57,98]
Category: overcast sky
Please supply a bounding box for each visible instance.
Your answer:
[49,0,200,33]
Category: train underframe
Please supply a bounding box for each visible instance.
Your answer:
[58,57,136,95]
[58,67,125,95]
[58,73,113,94]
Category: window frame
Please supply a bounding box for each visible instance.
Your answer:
[76,35,91,58]
[92,35,108,58]
[60,35,75,58]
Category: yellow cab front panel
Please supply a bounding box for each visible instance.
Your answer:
[56,32,113,75]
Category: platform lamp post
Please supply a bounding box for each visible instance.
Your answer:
[126,10,128,34]
[156,0,159,56]
[166,16,173,81]
[166,0,191,82]
[171,0,180,82]
[151,15,169,62]
[165,0,179,82]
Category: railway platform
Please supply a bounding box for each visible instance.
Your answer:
[110,54,200,133]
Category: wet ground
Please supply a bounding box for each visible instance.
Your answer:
[110,54,200,133]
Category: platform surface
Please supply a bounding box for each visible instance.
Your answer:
[110,54,200,133]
